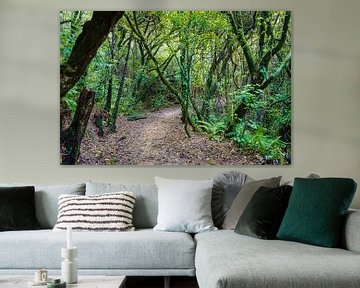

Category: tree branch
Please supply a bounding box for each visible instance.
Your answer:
[125,12,180,100]
[227,11,256,77]
[60,11,124,98]
[260,52,291,89]
[260,11,291,69]
[258,12,266,59]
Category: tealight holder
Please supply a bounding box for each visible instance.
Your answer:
[61,247,78,284]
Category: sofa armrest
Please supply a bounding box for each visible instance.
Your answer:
[342,209,360,253]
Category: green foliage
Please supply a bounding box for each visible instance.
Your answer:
[223,81,291,163]
[62,95,77,114]
[60,11,92,64]
[197,116,227,141]
[245,128,286,163]
[61,87,80,114]
[133,71,170,111]
[151,94,167,110]
[118,95,143,116]
[228,123,286,164]
[233,84,264,110]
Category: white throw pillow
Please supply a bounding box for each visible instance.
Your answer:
[153,177,217,233]
[53,192,136,232]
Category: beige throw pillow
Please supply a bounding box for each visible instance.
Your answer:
[222,177,281,230]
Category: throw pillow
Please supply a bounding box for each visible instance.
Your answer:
[234,185,293,239]
[277,178,357,248]
[212,171,252,228]
[86,181,158,229]
[153,177,217,233]
[0,186,41,231]
[222,176,281,230]
[53,192,136,231]
[0,182,86,228]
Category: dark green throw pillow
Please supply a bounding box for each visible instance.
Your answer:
[235,185,292,239]
[276,178,357,247]
[0,186,41,231]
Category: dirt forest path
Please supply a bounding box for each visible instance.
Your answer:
[80,106,259,165]
[119,107,183,165]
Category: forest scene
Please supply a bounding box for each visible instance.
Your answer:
[60,11,291,165]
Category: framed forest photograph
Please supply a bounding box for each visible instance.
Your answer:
[60,11,292,165]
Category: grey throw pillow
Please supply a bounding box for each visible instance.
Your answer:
[153,177,217,233]
[222,177,281,230]
[212,171,252,228]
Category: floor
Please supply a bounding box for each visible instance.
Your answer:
[126,276,199,288]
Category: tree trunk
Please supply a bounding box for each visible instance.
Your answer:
[179,46,192,137]
[60,11,124,98]
[104,77,113,112]
[202,49,221,118]
[61,89,95,164]
[104,29,117,112]
[109,36,133,132]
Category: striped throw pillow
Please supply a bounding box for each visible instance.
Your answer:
[53,192,136,231]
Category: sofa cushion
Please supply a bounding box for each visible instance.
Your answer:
[0,229,195,272]
[153,177,216,233]
[277,178,357,247]
[0,186,40,231]
[222,177,281,229]
[195,230,360,288]
[234,185,292,239]
[53,192,136,232]
[212,171,251,228]
[86,182,158,229]
[0,183,86,229]
[342,209,360,253]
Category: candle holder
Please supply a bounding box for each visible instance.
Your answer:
[61,247,78,284]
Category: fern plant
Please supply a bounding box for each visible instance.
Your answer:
[61,92,78,114]
[229,125,286,164]
[197,117,227,141]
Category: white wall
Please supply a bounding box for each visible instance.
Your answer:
[0,0,359,208]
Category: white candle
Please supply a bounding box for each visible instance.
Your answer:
[67,225,72,249]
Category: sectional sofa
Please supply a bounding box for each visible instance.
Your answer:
[0,177,359,288]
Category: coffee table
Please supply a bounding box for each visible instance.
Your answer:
[0,275,126,288]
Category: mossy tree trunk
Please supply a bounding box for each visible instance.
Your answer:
[109,35,133,132]
[104,29,116,113]
[179,46,193,137]
[61,89,95,164]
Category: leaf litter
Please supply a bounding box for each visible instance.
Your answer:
[79,106,261,165]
